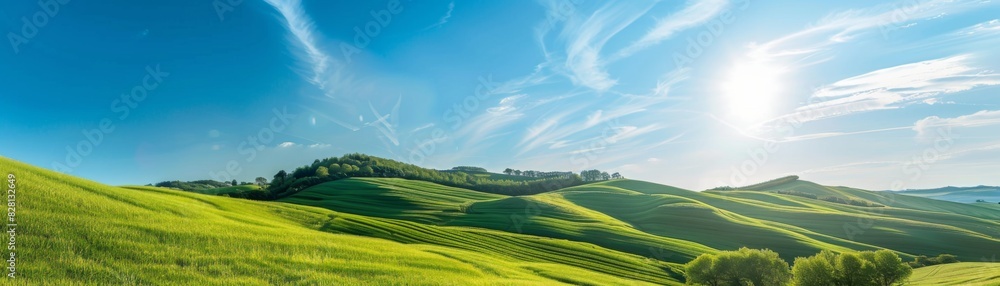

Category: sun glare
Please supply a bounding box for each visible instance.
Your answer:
[720,60,786,124]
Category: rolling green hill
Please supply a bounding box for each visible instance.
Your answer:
[283,176,1000,266]
[6,154,999,284]
[3,156,680,285]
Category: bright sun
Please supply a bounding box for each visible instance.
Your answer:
[721,60,786,124]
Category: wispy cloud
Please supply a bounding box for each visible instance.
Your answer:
[768,54,1000,125]
[749,0,989,63]
[263,0,334,89]
[957,19,1000,36]
[308,143,332,148]
[535,1,657,91]
[613,0,731,60]
[424,1,455,30]
[914,110,1000,138]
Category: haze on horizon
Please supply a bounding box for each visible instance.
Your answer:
[2,0,999,191]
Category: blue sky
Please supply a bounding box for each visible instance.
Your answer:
[2,0,999,190]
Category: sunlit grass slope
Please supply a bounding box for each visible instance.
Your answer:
[4,156,677,285]
[909,263,1000,285]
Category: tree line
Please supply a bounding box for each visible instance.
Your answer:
[685,248,917,286]
[256,154,589,199]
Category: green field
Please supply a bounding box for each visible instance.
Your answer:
[4,156,678,285]
[5,155,999,284]
[910,263,1000,285]
[284,177,1000,263]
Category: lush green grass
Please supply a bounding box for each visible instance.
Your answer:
[8,153,997,284]
[4,156,677,285]
[910,263,1000,285]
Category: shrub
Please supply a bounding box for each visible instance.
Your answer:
[684,248,790,286]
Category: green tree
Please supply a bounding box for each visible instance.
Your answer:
[329,163,342,174]
[837,252,877,286]
[683,248,790,286]
[792,250,837,286]
[255,177,268,187]
[231,179,238,186]
[685,254,723,286]
[360,165,374,176]
[870,250,912,286]
[316,166,329,177]
[273,170,287,185]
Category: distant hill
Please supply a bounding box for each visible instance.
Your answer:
[893,185,1000,203]
[283,176,1000,265]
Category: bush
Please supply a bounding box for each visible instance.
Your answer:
[792,249,911,286]
[684,248,790,286]
[908,254,960,268]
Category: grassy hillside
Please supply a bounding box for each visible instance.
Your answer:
[910,263,1000,285]
[3,156,679,285]
[7,153,999,284]
[284,177,1000,265]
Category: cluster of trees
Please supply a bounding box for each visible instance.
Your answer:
[451,166,488,172]
[685,248,913,286]
[792,250,912,286]
[774,190,884,207]
[502,168,575,178]
[259,154,587,199]
[907,254,959,268]
[153,180,229,191]
[579,169,622,181]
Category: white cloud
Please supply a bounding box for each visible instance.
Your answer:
[424,1,455,30]
[913,110,1000,138]
[958,19,1000,36]
[411,123,435,133]
[277,142,297,148]
[613,0,731,59]
[769,55,1000,125]
[749,0,989,63]
[538,2,656,91]
[308,143,331,149]
[264,0,332,88]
